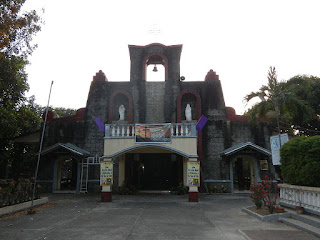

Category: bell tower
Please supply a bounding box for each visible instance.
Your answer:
[128,43,183,123]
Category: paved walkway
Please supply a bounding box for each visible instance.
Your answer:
[0,193,318,240]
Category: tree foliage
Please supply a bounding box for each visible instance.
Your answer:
[0,0,42,57]
[283,75,320,135]
[32,103,77,118]
[244,67,316,135]
[0,0,42,178]
[281,136,320,187]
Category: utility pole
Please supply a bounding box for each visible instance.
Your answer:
[28,81,53,214]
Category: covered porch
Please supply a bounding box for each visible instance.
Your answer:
[38,143,90,193]
[221,142,272,193]
[101,123,199,202]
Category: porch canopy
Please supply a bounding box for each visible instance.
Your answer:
[40,143,90,157]
[221,142,271,157]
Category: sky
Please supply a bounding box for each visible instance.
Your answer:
[23,0,320,115]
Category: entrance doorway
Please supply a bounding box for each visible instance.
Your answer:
[233,158,254,192]
[55,158,77,191]
[125,153,183,190]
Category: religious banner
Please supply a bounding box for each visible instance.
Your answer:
[196,115,208,132]
[187,162,200,186]
[135,124,171,143]
[94,117,105,133]
[100,161,113,186]
[270,134,289,165]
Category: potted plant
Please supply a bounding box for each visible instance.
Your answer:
[296,204,304,214]
[275,206,285,213]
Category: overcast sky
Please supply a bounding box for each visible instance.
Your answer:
[23,0,320,115]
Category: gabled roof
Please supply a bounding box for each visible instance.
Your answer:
[41,143,90,157]
[221,142,271,157]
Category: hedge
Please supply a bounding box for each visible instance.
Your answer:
[280,136,320,187]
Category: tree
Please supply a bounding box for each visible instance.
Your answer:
[31,103,77,118]
[0,0,42,57]
[0,0,42,178]
[244,67,314,134]
[282,75,320,136]
[50,107,77,118]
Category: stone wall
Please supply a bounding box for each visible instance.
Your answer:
[40,43,273,193]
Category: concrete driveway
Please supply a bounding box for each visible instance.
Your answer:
[0,193,317,240]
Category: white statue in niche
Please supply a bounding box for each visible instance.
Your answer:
[119,105,125,121]
[185,103,192,121]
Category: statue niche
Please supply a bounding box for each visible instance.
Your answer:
[119,105,125,121]
[185,103,192,121]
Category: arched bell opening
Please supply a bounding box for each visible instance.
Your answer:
[143,54,168,82]
[146,64,165,82]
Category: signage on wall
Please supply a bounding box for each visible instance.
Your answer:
[260,160,268,170]
[135,124,171,143]
[100,161,113,186]
[270,133,289,165]
[187,162,200,186]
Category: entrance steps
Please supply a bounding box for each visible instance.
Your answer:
[280,208,320,238]
[137,190,171,195]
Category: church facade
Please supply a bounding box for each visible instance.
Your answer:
[37,43,273,201]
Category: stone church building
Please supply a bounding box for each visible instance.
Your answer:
[36,43,273,201]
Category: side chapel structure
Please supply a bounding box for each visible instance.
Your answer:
[36,43,273,201]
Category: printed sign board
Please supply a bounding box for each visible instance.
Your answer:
[187,162,200,186]
[135,124,171,143]
[270,133,289,165]
[100,161,113,186]
[260,160,268,170]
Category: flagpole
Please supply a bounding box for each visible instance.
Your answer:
[28,81,54,214]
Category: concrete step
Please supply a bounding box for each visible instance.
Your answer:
[291,212,320,228]
[280,217,320,238]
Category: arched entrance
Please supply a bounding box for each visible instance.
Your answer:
[232,157,255,192]
[125,153,183,190]
[55,158,78,191]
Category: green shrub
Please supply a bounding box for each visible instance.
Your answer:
[281,136,320,187]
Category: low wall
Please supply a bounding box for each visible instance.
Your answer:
[0,197,49,216]
[279,184,320,215]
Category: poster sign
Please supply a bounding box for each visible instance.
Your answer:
[187,162,200,186]
[270,133,289,165]
[135,124,171,143]
[100,161,113,186]
[260,160,268,170]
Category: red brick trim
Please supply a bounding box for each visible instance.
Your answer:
[226,107,248,122]
[128,43,183,49]
[46,108,85,122]
[108,90,133,124]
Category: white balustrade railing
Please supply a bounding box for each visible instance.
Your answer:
[279,183,320,213]
[170,123,194,137]
[105,123,196,138]
[105,124,135,138]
